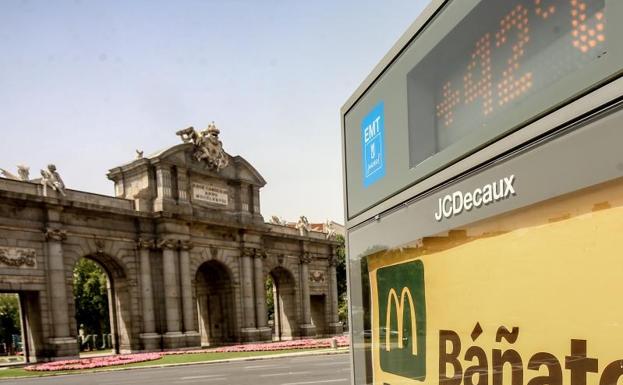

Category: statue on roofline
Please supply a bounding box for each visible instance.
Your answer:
[325,220,337,240]
[1,164,67,198]
[176,122,229,172]
[40,164,66,197]
[0,165,30,181]
[269,215,287,226]
[295,215,311,236]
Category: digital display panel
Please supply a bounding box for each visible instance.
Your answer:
[408,0,607,165]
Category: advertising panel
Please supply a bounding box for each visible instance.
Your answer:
[342,1,623,384]
[366,178,623,385]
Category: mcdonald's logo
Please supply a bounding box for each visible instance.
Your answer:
[376,260,426,381]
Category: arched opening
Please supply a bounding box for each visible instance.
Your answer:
[268,267,297,341]
[196,260,236,346]
[73,257,120,356]
[0,293,24,365]
[0,290,46,363]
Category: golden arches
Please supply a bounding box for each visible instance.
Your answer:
[385,287,418,355]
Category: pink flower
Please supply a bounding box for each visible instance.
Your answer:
[164,336,350,355]
[25,353,163,371]
[24,336,351,371]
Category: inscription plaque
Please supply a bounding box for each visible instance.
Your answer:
[192,183,228,206]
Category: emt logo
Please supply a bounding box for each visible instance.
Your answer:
[376,260,426,381]
[361,102,386,188]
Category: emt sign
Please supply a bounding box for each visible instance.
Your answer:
[362,102,386,188]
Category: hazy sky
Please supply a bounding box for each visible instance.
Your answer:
[0,0,428,224]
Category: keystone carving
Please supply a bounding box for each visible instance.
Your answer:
[94,239,106,255]
[0,247,36,268]
[299,252,312,264]
[45,228,67,242]
[309,270,325,283]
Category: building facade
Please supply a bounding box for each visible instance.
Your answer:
[0,125,341,361]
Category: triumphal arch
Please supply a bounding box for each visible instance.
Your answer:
[0,124,342,361]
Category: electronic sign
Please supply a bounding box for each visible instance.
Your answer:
[342,0,622,220]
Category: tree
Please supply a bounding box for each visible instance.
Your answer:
[73,258,110,336]
[335,234,349,326]
[0,294,20,352]
[265,275,275,322]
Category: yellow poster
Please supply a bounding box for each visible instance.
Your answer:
[368,181,623,385]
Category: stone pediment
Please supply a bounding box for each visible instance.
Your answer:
[143,143,266,188]
[107,130,266,224]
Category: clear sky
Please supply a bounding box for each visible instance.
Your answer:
[0,0,428,224]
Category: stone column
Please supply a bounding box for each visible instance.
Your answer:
[153,165,174,212]
[45,228,78,358]
[137,238,160,350]
[159,238,184,349]
[175,168,192,215]
[240,248,259,341]
[299,252,316,337]
[179,240,200,347]
[327,253,343,334]
[253,250,271,341]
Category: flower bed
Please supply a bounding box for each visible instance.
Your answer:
[23,336,350,371]
[165,336,350,355]
[24,353,162,371]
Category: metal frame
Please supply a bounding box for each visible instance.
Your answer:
[341,0,622,230]
[341,1,623,383]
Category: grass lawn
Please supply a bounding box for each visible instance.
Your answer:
[0,348,333,380]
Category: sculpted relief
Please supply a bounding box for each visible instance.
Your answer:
[0,247,36,268]
[176,122,229,172]
[310,270,325,283]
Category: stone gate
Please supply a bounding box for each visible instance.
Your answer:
[0,125,342,361]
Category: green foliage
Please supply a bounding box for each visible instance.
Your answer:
[73,259,110,336]
[335,234,349,326]
[338,293,349,328]
[0,294,20,348]
[265,275,274,321]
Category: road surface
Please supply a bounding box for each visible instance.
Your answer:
[9,352,351,385]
